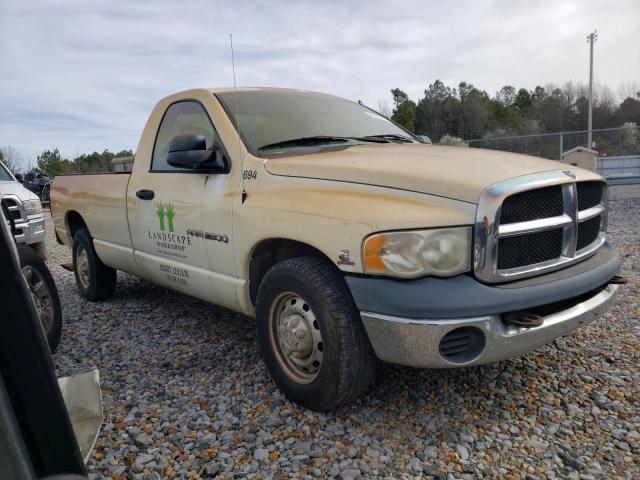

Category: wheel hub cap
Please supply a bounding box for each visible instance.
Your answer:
[279,314,313,358]
[271,293,323,384]
[76,245,90,289]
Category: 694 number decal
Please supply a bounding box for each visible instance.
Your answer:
[242,170,258,180]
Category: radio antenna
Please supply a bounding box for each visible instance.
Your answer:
[230,34,247,203]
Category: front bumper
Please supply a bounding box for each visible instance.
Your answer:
[361,284,619,368]
[347,241,621,368]
[346,242,621,319]
[14,215,46,246]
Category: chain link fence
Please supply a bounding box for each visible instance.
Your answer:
[466,126,640,161]
[466,126,640,184]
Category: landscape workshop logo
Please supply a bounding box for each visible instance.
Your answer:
[147,202,191,255]
[155,202,176,232]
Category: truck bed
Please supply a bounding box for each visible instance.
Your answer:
[51,173,132,251]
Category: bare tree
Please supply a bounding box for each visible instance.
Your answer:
[593,83,617,109]
[617,82,640,102]
[377,99,391,118]
[496,85,516,106]
[0,146,26,174]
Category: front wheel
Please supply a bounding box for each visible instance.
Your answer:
[18,246,62,353]
[256,256,375,411]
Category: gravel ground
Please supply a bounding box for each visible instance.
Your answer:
[48,185,639,480]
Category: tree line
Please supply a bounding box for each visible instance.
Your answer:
[388,80,640,143]
[0,147,133,177]
[3,80,639,177]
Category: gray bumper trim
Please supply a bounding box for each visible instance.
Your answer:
[361,284,619,368]
[346,241,620,319]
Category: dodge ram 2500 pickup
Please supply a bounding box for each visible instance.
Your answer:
[51,88,622,411]
[1,161,46,258]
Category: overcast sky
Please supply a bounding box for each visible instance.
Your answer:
[1,0,639,166]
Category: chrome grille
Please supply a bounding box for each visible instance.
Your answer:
[577,215,601,251]
[500,185,563,224]
[1,197,22,221]
[577,181,603,210]
[497,228,564,270]
[474,171,607,283]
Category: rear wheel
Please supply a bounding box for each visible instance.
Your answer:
[72,229,116,301]
[18,246,62,353]
[256,256,375,411]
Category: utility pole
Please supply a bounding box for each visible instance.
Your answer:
[586,31,597,149]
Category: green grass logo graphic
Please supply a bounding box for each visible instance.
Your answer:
[155,202,176,232]
[165,203,176,232]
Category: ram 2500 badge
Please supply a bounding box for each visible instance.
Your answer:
[51,88,622,411]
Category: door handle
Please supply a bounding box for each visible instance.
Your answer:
[136,189,155,200]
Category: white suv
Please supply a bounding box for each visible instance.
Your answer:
[0,161,46,258]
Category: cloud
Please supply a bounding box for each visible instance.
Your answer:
[1,0,638,165]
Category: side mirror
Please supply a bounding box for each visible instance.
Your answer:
[166,134,226,171]
[14,173,24,183]
[417,135,432,144]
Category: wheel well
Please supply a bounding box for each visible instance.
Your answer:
[66,211,88,239]
[249,239,334,306]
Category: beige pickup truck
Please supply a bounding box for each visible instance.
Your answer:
[51,88,622,410]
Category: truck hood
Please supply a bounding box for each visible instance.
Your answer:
[0,180,38,201]
[263,144,571,204]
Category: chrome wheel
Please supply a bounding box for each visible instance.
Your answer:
[76,244,90,289]
[269,292,323,384]
[22,265,54,334]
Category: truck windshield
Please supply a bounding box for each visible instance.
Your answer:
[216,90,416,156]
[0,162,15,181]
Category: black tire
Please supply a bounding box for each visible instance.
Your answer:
[256,256,375,411]
[72,228,116,301]
[18,246,62,353]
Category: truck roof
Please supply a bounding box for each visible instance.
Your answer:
[157,87,340,111]
[158,87,338,102]
[207,87,326,95]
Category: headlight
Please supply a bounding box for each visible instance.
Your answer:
[23,199,43,216]
[363,227,472,278]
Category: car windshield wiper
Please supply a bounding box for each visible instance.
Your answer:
[361,134,415,143]
[257,135,394,151]
[258,136,354,150]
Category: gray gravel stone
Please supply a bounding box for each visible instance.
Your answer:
[340,468,361,479]
[424,445,438,460]
[254,448,270,461]
[456,443,469,460]
[134,433,152,448]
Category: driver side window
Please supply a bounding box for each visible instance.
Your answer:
[151,101,220,172]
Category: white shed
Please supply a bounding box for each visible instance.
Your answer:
[562,146,598,172]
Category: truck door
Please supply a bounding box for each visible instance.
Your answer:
[126,99,239,310]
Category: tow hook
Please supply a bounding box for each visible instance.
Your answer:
[608,275,628,285]
[503,312,544,328]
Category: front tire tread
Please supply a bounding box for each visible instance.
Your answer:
[256,256,375,411]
